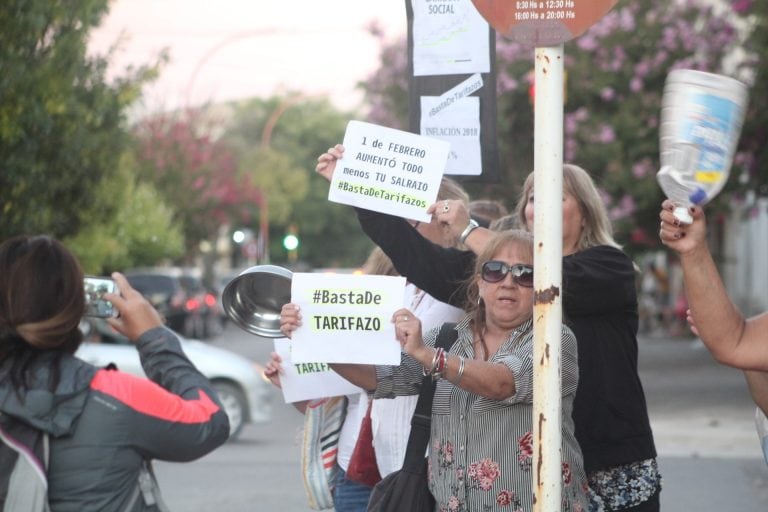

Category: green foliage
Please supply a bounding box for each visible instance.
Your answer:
[222,96,373,267]
[132,109,261,255]
[0,0,160,241]
[240,147,308,225]
[65,155,184,273]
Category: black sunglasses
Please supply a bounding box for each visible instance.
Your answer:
[481,261,534,287]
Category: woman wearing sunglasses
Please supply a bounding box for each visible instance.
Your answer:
[280,230,593,511]
[316,147,659,511]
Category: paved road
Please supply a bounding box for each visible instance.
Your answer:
[154,325,768,511]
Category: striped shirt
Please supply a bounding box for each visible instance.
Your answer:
[375,315,591,512]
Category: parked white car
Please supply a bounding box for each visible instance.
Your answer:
[76,319,272,440]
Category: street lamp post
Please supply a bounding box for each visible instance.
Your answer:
[184,28,285,108]
[257,93,306,264]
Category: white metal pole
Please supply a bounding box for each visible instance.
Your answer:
[532,43,564,512]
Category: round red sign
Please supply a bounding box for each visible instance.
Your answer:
[471,0,618,46]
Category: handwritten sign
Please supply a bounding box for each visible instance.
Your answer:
[471,0,617,46]
[273,339,362,403]
[328,120,450,223]
[289,272,406,364]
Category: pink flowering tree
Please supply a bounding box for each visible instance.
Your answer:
[730,0,768,199]
[361,2,748,252]
[133,110,264,256]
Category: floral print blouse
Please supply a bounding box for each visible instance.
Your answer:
[375,316,592,512]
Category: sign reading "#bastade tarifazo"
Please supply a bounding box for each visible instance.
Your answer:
[289,272,406,366]
[471,0,617,46]
[328,120,450,223]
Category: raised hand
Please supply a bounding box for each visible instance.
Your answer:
[263,351,284,389]
[315,144,344,182]
[105,272,164,342]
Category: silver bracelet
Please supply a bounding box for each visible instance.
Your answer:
[459,219,480,244]
[453,356,466,385]
[423,347,440,376]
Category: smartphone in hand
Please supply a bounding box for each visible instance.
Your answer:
[84,276,119,318]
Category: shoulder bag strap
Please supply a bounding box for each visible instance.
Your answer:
[401,323,458,471]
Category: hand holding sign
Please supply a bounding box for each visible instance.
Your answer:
[315,144,344,183]
[328,121,450,223]
[392,308,427,361]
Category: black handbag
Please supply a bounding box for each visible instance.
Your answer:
[367,323,458,512]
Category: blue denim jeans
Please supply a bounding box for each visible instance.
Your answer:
[333,466,373,512]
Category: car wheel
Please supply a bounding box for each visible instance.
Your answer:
[212,381,247,441]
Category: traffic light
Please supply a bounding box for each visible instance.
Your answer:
[282,225,299,262]
[282,234,299,251]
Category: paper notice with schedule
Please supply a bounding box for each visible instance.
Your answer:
[328,120,450,223]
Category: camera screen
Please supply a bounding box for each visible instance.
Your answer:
[84,276,118,318]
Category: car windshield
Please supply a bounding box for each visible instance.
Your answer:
[126,275,177,295]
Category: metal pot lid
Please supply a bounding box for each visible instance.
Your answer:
[221,265,292,338]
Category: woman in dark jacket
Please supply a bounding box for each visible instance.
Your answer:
[0,235,229,511]
[316,146,661,511]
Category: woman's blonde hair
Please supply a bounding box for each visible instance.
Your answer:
[437,177,470,204]
[464,230,534,336]
[362,246,399,277]
[513,164,621,251]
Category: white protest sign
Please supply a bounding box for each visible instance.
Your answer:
[272,338,362,403]
[290,272,406,364]
[328,120,450,223]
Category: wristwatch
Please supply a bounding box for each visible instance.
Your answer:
[459,219,480,244]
